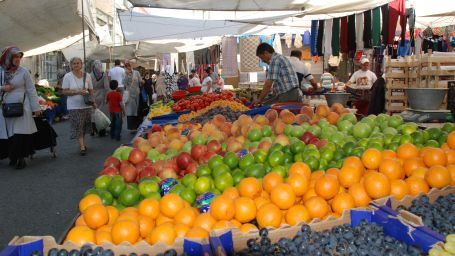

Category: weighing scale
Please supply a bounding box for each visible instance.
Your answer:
[399,108,451,123]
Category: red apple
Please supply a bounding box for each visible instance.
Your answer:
[199,151,217,164]
[301,132,315,144]
[151,124,162,132]
[120,164,137,183]
[155,144,168,154]
[133,137,146,148]
[258,140,272,152]
[185,162,198,174]
[177,152,193,170]
[309,137,320,145]
[207,140,222,154]
[191,144,207,161]
[135,159,153,173]
[159,168,178,179]
[137,166,156,181]
[315,139,328,149]
[104,156,120,169]
[99,166,118,176]
[128,148,146,165]
[120,160,131,170]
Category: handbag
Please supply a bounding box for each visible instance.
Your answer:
[82,73,94,106]
[1,68,25,118]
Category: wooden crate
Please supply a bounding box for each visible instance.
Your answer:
[418,51,455,88]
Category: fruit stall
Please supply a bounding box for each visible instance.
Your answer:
[5,100,455,256]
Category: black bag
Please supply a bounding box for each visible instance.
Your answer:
[1,91,25,118]
[82,73,94,106]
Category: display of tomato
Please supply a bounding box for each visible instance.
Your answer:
[172,91,244,112]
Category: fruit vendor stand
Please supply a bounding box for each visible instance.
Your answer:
[35,84,65,123]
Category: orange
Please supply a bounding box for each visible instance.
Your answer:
[95,230,112,245]
[403,158,426,177]
[260,190,270,199]
[338,165,362,188]
[222,187,240,200]
[361,148,382,170]
[411,167,428,179]
[419,147,431,158]
[447,131,455,149]
[314,175,340,200]
[147,223,176,245]
[331,193,355,215]
[449,165,455,185]
[97,225,112,233]
[160,194,184,218]
[234,197,257,223]
[270,183,296,210]
[238,177,262,198]
[348,183,371,207]
[303,188,318,202]
[116,213,138,224]
[446,150,455,165]
[83,204,109,229]
[193,213,217,232]
[285,205,311,226]
[66,226,96,246]
[304,196,330,220]
[210,195,235,221]
[174,207,198,227]
[263,172,284,193]
[155,213,174,226]
[326,168,340,178]
[310,170,325,181]
[425,165,451,188]
[254,197,270,210]
[212,220,235,230]
[138,198,160,219]
[122,207,139,216]
[287,173,309,196]
[288,162,311,179]
[106,206,119,226]
[256,203,282,228]
[442,143,450,150]
[75,215,87,226]
[239,223,258,233]
[174,223,191,238]
[343,156,365,173]
[230,219,242,229]
[111,220,140,245]
[382,150,397,159]
[379,158,403,180]
[185,227,209,239]
[79,194,102,213]
[397,143,419,160]
[406,177,430,196]
[363,172,391,199]
[390,179,409,200]
[423,148,447,167]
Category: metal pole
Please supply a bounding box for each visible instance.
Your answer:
[81,0,87,83]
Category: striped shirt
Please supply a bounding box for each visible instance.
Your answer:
[266,53,299,95]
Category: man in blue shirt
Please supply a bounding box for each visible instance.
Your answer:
[254,43,302,105]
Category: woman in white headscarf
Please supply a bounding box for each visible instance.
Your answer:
[123,60,141,131]
[90,60,109,136]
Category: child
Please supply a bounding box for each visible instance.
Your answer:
[106,80,124,141]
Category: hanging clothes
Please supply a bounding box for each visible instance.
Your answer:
[194,49,203,65]
[285,33,293,48]
[356,13,364,50]
[324,19,333,56]
[310,20,319,56]
[303,31,311,46]
[209,45,220,64]
[240,36,262,72]
[221,37,238,78]
[340,17,348,53]
[178,52,187,74]
[162,53,171,67]
[381,4,389,45]
[398,39,411,56]
[388,0,405,45]
[415,31,423,54]
[348,15,356,52]
[372,7,381,46]
[186,51,195,72]
[317,20,325,56]
[363,10,372,48]
[273,34,283,54]
[332,18,340,56]
[294,33,303,48]
[406,8,416,47]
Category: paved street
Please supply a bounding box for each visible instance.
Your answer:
[0,120,134,249]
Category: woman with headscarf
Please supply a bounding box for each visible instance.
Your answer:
[0,46,42,169]
[155,72,167,101]
[90,60,109,136]
[62,57,95,156]
[123,60,141,131]
[164,65,178,101]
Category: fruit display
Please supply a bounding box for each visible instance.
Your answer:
[178,100,249,123]
[236,222,425,256]
[397,194,455,236]
[429,234,455,256]
[172,91,242,112]
[187,107,243,125]
[147,101,174,120]
[234,88,261,102]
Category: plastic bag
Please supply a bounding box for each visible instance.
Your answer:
[93,109,111,131]
[123,90,130,104]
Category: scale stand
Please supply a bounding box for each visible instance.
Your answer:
[399,108,451,123]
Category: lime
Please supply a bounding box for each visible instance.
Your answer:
[442,123,455,133]
[367,142,383,151]
[304,144,318,152]
[245,163,266,178]
[108,179,126,198]
[214,172,234,191]
[194,176,213,195]
[197,164,211,177]
[248,128,263,142]
[284,124,293,136]
[118,186,140,206]
[283,153,294,165]
[290,140,305,154]
[254,149,268,163]
[318,159,328,171]
[269,143,283,153]
[291,126,305,138]
[138,179,159,197]
[438,132,448,145]
[268,151,284,167]
[223,152,239,169]
[232,170,245,185]
[212,164,231,178]
[411,131,424,145]
[84,188,100,197]
[95,175,112,189]
[387,143,400,152]
[180,188,196,205]
[262,125,273,137]
[263,162,272,173]
[145,192,161,201]
[351,147,365,158]
[320,148,334,162]
[426,128,441,140]
[271,166,287,178]
[282,145,292,155]
[98,189,114,205]
[239,154,255,170]
[294,153,303,162]
[303,156,319,171]
[304,148,320,160]
[208,155,224,170]
[182,174,197,187]
[342,141,355,156]
[111,175,124,182]
[170,184,185,195]
[425,140,440,148]
[400,134,413,145]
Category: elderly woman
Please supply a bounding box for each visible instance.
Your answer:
[90,60,109,136]
[201,67,213,93]
[0,46,42,169]
[123,60,141,131]
[62,57,95,156]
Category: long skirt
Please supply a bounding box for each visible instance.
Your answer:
[69,108,92,139]
[0,139,9,159]
[127,116,140,130]
[7,134,34,160]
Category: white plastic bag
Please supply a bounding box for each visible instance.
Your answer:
[93,109,111,131]
[123,90,130,104]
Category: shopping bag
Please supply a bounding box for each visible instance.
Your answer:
[93,109,111,131]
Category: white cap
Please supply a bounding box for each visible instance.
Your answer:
[360,58,370,64]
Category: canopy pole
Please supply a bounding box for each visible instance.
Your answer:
[81,0,87,72]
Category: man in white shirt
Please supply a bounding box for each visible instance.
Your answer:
[188,73,201,87]
[346,58,377,88]
[108,59,126,91]
[288,50,318,92]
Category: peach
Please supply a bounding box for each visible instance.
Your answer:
[315,105,330,117]
[220,122,232,136]
[231,122,241,137]
[213,114,227,128]
[309,115,321,125]
[265,109,278,123]
[273,119,286,135]
[330,103,345,114]
[258,140,272,151]
[238,114,253,125]
[254,115,269,126]
[274,134,290,146]
[326,112,340,125]
[280,110,296,124]
[167,127,180,140]
[169,139,184,151]
[163,124,173,133]
[133,137,146,148]
[227,140,243,152]
[236,136,246,144]
[155,144,167,154]
[300,106,314,117]
[148,134,162,147]
[295,114,311,125]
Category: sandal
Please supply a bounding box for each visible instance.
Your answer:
[80,146,87,156]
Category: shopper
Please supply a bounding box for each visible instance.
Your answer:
[188,73,201,87]
[62,57,95,156]
[288,50,318,92]
[155,72,167,101]
[90,60,109,136]
[254,43,302,105]
[177,73,189,90]
[215,73,224,92]
[108,60,125,92]
[142,72,154,104]
[106,80,124,141]
[123,60,141,132]
[0,46,42,169]
[201,67,213,93]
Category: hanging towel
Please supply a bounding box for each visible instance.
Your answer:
[381,4,389,45]
[317,20,325,56]
[311,20,318,56]
[273,34,283,54]
[363,10,372,48]
[221,37,239,78]
[340,17,348,53]
[240,36,262,72]
[324,19,333,56]
[332,18,340,56]
[372,7,381,46]
[303,31,311,45]
[294,33,303,48]
[356,13,364,50]
[388,0,405,45]
[348,15,356,52]
[285,33,293,48]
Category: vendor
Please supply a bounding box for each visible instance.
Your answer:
[346,58,377,88]
[254,43,302,105]
[288,50,318,92]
